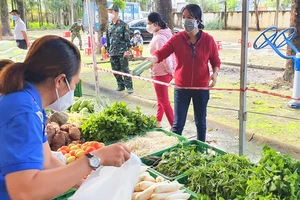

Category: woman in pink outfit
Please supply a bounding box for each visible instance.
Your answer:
[147,12,176,128]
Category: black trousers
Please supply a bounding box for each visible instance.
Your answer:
[16,40,27,50]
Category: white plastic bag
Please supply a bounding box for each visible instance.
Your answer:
[51,151,67,164]
[69,153,141,200]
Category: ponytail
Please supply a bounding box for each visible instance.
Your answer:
[0,62,27,95]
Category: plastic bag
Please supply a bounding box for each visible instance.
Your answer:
[69,153,141,200]
[51,151,67,164]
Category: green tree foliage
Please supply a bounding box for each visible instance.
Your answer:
[112,0,126,10]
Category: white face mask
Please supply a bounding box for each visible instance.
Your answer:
[182,19,198,33]
[108,13,115,21]
[46,79,74,112]
[146,24,156,34]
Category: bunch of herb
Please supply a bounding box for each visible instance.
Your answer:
[80,102,156,143]
[245,146,300,199]
[186,154,254,200]
[154,145,216,178]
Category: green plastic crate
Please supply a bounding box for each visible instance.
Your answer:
[52,188,76,200]
[74,79,82,97]
[141,140,227,181]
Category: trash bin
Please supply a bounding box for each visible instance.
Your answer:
[74,79,82,97]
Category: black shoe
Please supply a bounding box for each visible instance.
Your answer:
[116,87,125,91]
[127,88,133,94]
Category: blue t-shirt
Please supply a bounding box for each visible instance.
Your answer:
[0,82,48,199]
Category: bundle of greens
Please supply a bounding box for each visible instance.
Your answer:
[80,102,156,143]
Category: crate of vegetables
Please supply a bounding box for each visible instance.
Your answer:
[140,140,227,181]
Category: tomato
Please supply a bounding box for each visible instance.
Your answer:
[93,142,105,149]
[85,147,96,153]
[81,146,88,151]
[69,150,76,157]
[60,150,67,155]
[60,146,69,153]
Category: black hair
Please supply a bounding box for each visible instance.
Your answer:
[148,12,167,29]
[182,4,205,30]
[0,35,81,95]
[10,10,20,15]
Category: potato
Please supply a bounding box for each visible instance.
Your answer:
[69,126,81,140]
[51,131,67,151]
[46,123,56,145]
[57,130,70,146]
[50,122,60,132]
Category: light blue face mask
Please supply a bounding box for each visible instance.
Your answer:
[11,16,17,21]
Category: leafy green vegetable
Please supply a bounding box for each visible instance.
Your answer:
[80,102,156,143]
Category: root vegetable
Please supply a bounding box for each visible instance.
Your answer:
[51,131,67,151]
[139,181,156,191]
[139,172,156,182]
[166,193,191,200]
[135,182,166,200]
[154,182,182,193]
[150,190,184,200]
[132,192,140,200]
[50,122,60,132]
[155,176,164,183]
[69,126,81,140]
[46,123,56,145]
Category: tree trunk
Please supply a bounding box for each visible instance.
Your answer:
[284,0,300,82]
[224,0,227,30]
[95,0,108,52]
[16,0,25,22]
[253,0,260,31]
[154,0,174,31]
[44,0,49,23]
[0,0,13,36]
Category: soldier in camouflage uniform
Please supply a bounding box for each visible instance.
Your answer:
[107,4,133,94]
[70,19,84,50]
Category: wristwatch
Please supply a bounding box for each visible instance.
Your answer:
[85,153,101,170]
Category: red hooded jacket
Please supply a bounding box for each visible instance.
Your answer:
[153,31,221,87]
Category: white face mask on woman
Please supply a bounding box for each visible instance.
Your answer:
[182,19,198,33]
[46,78,74,112]
[146,24,156,34]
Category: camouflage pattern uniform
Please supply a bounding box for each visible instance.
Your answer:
[106,19,133,90]
[70,22,84,49]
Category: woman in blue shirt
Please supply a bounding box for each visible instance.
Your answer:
[0,35,131,199]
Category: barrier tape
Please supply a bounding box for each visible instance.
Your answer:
[83,63,300,101]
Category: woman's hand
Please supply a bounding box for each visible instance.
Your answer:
[147,56,158,64]
[209,72,218,87]
[94,143,131,167]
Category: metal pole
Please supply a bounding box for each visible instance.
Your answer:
[70,0,74,25]
[86,0,100,95]
[239,0,249,156]
[275,0,280,27]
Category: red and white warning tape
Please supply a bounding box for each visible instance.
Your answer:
[83,63,300,101]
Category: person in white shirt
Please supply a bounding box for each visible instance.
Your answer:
[10,10,29,50]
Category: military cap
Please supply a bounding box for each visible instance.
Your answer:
[108,4,119,12]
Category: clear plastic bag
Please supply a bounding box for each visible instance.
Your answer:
[69,153,141,200]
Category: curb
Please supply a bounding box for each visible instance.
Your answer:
[222,62,285,71]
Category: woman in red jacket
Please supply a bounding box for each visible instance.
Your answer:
[149,4,221,142]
